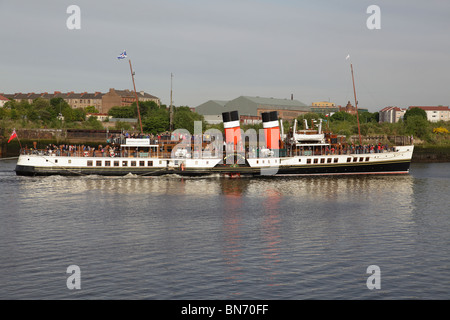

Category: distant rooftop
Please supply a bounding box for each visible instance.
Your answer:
[409,106,449,111]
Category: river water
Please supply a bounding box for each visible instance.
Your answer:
[0,159,449,300]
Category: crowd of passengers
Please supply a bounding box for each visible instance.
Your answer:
[295,143,396,156]
[19,127,400,157]
[20,139,396,158]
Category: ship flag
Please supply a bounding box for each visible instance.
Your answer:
[7,129,17,143]
[117,50,127,60]
[346,54,350,60]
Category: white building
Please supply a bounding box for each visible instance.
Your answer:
[379,106,406,123]
[0,94,9,107]
[409,106,450,122]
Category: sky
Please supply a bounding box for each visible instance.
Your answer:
[1,0,450,112]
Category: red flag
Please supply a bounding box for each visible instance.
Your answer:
[7,130,17,143]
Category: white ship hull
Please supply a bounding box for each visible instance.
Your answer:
[15,146,414,177]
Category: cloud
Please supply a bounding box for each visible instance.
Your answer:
[1,0,450,111]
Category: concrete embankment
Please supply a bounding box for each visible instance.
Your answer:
[412,146,450,163]
[0,139,5,158]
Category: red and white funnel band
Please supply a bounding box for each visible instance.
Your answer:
[223,120,240,129]
[262,120,279,129]
[261,111,280,150]
[222,111,241,146]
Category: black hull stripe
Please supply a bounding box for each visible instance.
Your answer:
[15,160,411,177]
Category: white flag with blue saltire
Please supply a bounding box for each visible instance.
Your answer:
[117,50,127,60]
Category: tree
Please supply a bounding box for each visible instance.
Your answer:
[143,113,169,134]
[173,107,205,133]
[50,97,70,109]
[297,112,324,129]
[404,107,427,122]
[63,107,86,122]
[10,109,19,120]
[83,116,104,130]
[48,97,71,121]
[330,111,356,123]
[114,120,132,131]
[359,111,378,123]
[0,107,8,120]
[33,97,51,111]
[85,106,99,114]
[131,100,159,118]
[405,115,430,139]
[108,106,135,118]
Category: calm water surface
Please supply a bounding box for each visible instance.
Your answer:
[0,159,449,300]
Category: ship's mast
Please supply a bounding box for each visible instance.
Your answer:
[350,62,362,145]
[169,73,174,131]
[129,59,143,135]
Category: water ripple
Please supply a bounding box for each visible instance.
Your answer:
[1,162,450,299]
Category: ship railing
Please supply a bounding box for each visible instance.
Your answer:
[20,145,401,159]
[18,148,224,159]
[290,145,398,157]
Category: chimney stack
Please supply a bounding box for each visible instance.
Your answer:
[222,110,242,150]
[262,111,280,150]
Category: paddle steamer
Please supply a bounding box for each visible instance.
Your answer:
[14,110,414,177]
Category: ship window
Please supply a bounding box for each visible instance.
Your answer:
[96,161,102,166]
[87,160,93,167]
[114,161,119,167]
[320,158,325,164]
[347,158,351,163]
[159,161,162,165]
[131,161,136,167]
[353,157,358,162]
[105,161,111,166]
[314,158,318,164]
[256,160,259,164]
[55,159,58,163]
[298,159,301,163]
[206,161,209,165]
[307,159,311,164]
[359,157,364,162]
[148,161,153,166]
[68,160,72,164]
[365,157,370,162]
[334,158,338,163]
[139,161,145,167]
[327,158,332,163]
[122,161,128,167]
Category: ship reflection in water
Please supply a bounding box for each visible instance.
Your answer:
[12,172,423,299]
[17,173,414,199]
